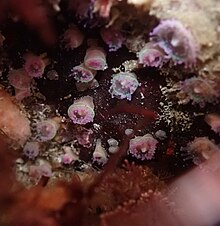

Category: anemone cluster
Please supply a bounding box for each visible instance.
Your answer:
[0,1,220,226]
[0,0,219,191]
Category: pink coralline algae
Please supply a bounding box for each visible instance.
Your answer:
[36,119,59,141]
[23,141,40,159]
[205,114,220,135]
[177,77,219,107]
[84,47,107,71]
[184,137,219,164]
[71,64,96,83]
[109,72,140,101]
[68,96,95,125]
[62,25,84,50]
[24,53,47,78]
[101,27,124,52]
[150,19,198,67]
[138,42,166,67]
[128,134,158,160]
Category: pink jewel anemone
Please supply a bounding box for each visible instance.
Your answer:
[138,42,165,67]
[150,19,198,67]
[109,72,140,101]
[36,119,59,141]
[68,96,95,125]
[101,27,124,52]
[71,64,96,83]
[84,47,107,71]
[205,114,220,135]
[62,26,84,50]
[23,141,40,159]
[128,134,158,160]
[24,54,46,78]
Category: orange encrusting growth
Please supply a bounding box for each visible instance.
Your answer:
[0,89,31,145]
